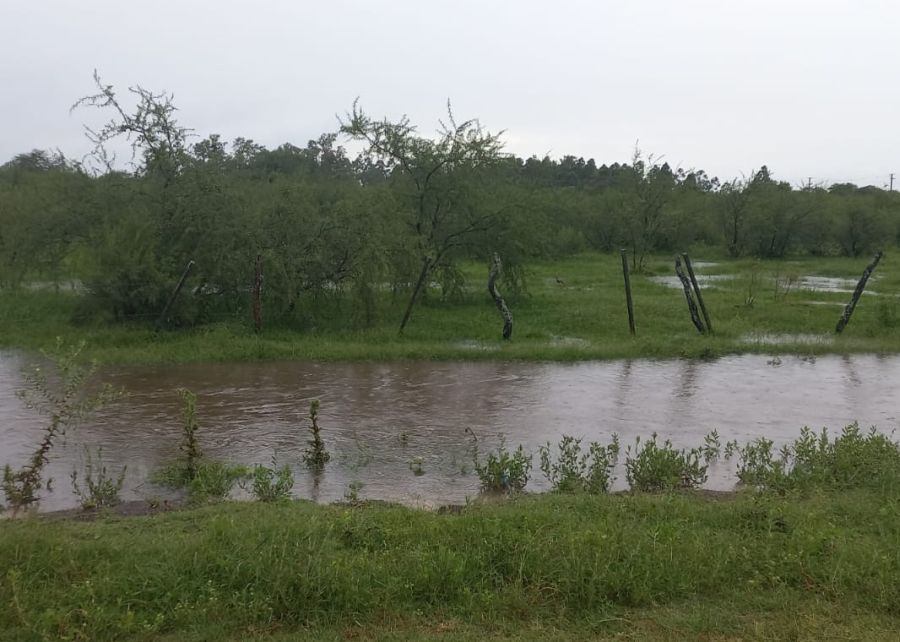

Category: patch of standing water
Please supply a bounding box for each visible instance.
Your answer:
[647,274,735,290]
[2,352,898,512]
[549,335,591,348]
[740,333,834,346]
[794,276,878,295]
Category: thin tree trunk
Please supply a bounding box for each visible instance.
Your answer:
[252,254,263,334]
[156,260,194,331]
[835,250,883,334]
[398,255,431,335]
[681,253,712,333]
[488,253,513,340]
[620,249,635,336]
[675,256,706,334]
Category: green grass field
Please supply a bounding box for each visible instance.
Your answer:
[0,252,898,364]
[2,490,899,641]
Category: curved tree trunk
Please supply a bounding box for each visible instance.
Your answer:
[398,256,431,335]
[488,253,513,340]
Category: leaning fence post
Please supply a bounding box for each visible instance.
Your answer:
[675,256,706,334]
[681,253,712,333]
[835,250,883,334]
[156,260,195,331]
[620,249,635,335]
[488,253,513,340]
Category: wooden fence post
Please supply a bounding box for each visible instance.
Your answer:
[835,250,883,333]
[621,249,635,335]
[675,256,706,334]
[681,253,712,333]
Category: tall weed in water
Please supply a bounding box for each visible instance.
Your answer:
[301,399,330,468]
[625,433,708,491]
[538,434,620,493]
[2,339,122,514]
[70,446,126,510]
[153,388,204,488]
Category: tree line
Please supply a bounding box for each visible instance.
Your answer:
[1,75,898,330]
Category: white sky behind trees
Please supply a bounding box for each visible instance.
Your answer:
[1,0,897,187]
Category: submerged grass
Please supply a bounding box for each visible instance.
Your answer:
[1,252,899,364]
[1,490,898,641]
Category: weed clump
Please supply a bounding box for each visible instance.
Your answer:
[735,423,900,493]
[625,433,708,492]
[190,461,250,502]
[471,433,532,493]
[249,457,294,502]
[538,434,620,493]
[70,446,126,510]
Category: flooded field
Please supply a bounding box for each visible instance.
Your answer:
[2,352,898,511]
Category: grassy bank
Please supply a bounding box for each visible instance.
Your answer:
[1,252,898,364]
[1,490,899,641]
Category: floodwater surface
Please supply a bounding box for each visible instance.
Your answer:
[1,353,898,511]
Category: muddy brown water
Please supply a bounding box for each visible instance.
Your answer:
[1,352,898,512]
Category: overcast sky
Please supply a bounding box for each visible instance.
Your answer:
[2,0,897,187]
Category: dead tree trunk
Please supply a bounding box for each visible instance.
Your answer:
[398,255,431,335]
[681,253,712,333]
[488,253,513,340]
[620,249,635,336]
[156,260,194,331]
[252,254,263,334]
[835,250,883,334]
[675,256,706,334]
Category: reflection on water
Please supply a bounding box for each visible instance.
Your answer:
[1,352,898,511]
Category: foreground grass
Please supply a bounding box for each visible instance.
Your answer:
[1,252,899,364]
[2,491,899,641]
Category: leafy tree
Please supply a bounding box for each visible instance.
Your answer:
[340,100,507,332]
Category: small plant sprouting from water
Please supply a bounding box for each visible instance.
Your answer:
[70,445,126,510]
[538,434,620,493]
[302,399,331,469]
[470,430,532,494]
[152,388,208,489]
[2,339,122,515]
[409,457,425,476]
[701,430,722,464]
[178,388,202,481]
[624,433,708,492]
[344,480,364,503]
[249,456,294,502]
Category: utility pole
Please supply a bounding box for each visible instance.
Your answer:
[890,173,894,191]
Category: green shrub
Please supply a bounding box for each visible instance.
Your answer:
[736,423,900,493]
[473,436,532,493]
[189,462,249,502]
[625,433,708,492]
[538,434,620,493]
[249,458,294,502]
